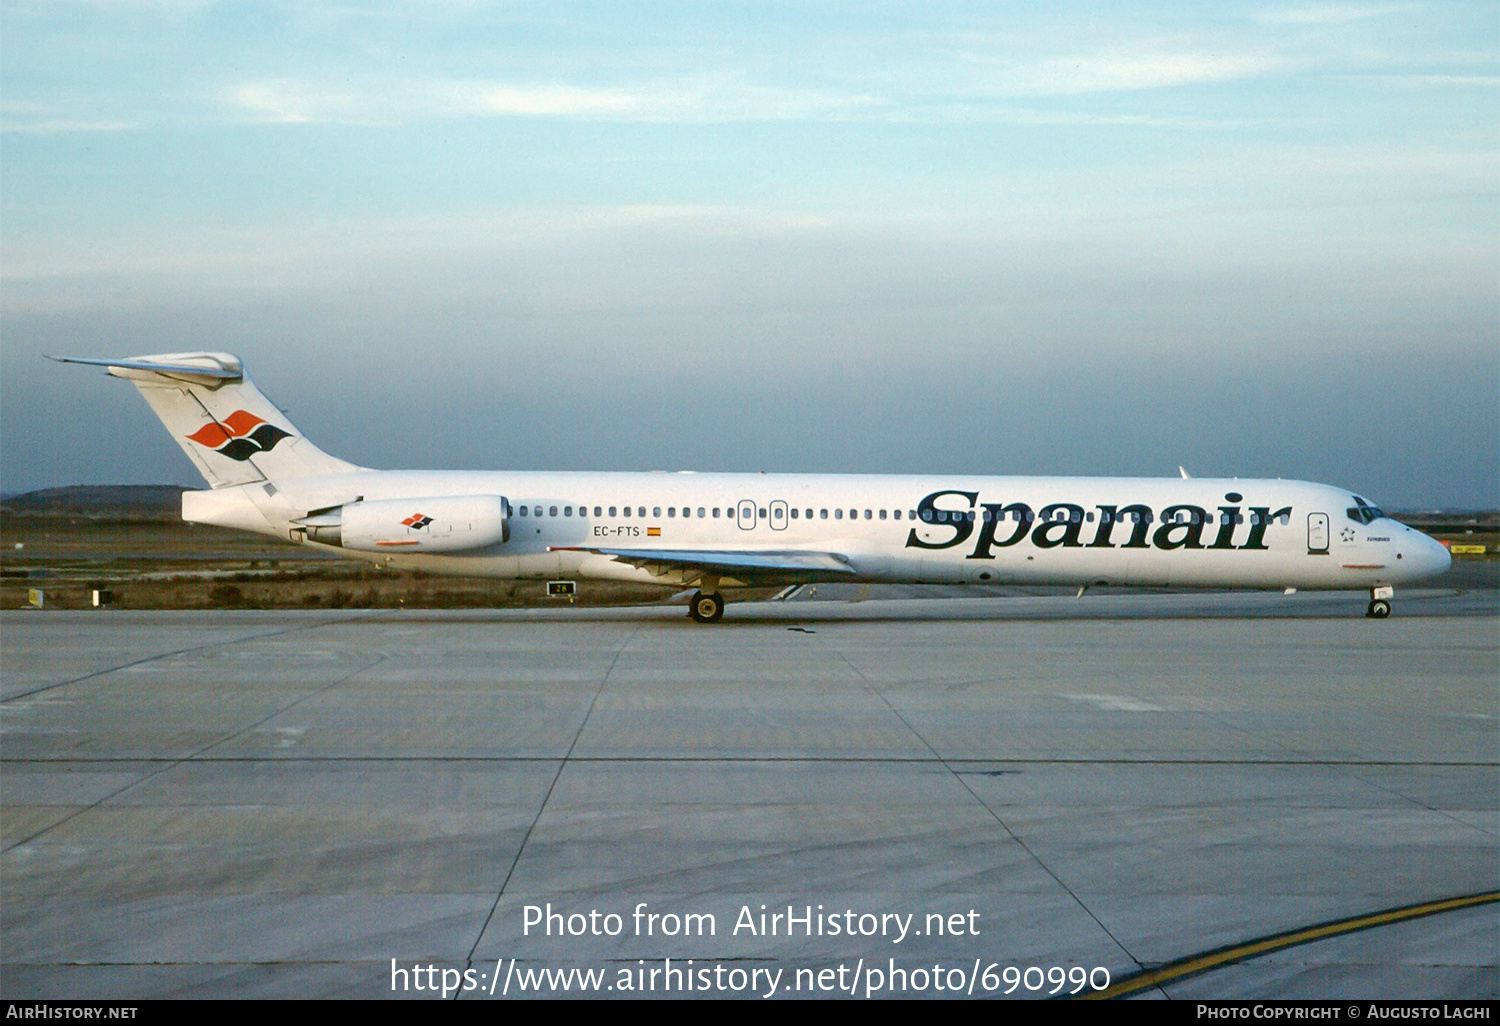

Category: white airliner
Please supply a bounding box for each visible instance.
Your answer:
[54,352,1450,623]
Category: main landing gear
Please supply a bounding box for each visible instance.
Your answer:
[1366,585,1393,619]
[688,591,726,624]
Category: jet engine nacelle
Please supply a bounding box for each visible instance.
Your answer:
[298,495,509,553]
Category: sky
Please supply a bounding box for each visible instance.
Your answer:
[1,0,1496,508]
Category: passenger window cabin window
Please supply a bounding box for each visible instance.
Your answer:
[623,507,631,517]
[864,510,872,520]
[894,510,902,520]
[638,507,646,517]
[698,508,706,518]
[713,508,720,518]
[518,506,527,517]
[835,509,843,520]
[806,509,813,519]
[879,509,887,520]
[653,507,661,518]
[668,508,676,518]
[564,506,572,517]
[791,509,799,519]
[759,508,767,518]
[549,506,558,517]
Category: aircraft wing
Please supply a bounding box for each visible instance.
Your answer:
[550,546,856,583]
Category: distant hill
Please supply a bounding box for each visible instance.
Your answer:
[1,485,189,518]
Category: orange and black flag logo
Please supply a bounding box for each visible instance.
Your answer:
[402,514,433,530]
[185,411,291,461]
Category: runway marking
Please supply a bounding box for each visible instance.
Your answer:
[834,651,1146,980]
[0,613,377,704]
[1,651,388,854]
[7,756,1495,766]
[1077,890,1500,1000]
[460,623,644,989]
[1063,693,1164,712]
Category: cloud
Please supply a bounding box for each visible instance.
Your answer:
[447,83,644,117]
[218,49,1292,130]
[0,117,140,133]
[0,99,140,133]
[1372,74,1500,88]
[1028,51,1292,93]
[1253,4,1412,26]
[225,79,365,125]
[220,74,880,126]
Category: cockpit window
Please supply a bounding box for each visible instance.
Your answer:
[1346,498,1385,525]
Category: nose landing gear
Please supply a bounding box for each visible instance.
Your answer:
[688,591,726,624]
[1366,585,1394,619]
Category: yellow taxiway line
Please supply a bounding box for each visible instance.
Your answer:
[1079,890,1499,1000]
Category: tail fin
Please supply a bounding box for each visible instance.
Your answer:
[51,352,361,488]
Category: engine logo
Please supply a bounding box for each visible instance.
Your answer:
[402,514,434,530]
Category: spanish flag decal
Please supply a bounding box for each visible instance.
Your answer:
[647,527,661,537]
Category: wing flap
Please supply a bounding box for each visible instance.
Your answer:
[551,546,855,581]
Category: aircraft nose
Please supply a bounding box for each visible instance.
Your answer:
[1429,535,1452,575]
[1415,532,1451,578]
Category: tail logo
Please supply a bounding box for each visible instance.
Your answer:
[185,410,291,461]
[402,514,434,530]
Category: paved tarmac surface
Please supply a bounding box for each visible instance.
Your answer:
[2,569,1495,999]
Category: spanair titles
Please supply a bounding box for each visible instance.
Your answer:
[906,490,1294,559]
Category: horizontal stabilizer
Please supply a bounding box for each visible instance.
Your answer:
[48,355,243,381]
